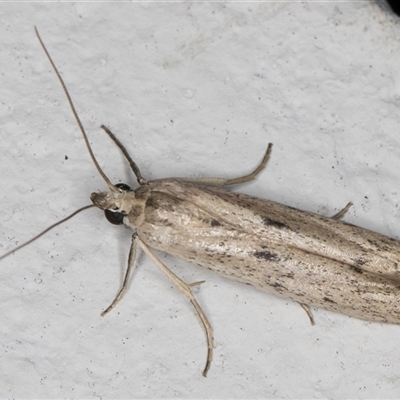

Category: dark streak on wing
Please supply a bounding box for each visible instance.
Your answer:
[211,219,221,227]
[350,266,364,274]
[253,250,280,262]
[323,297,336,303]
[261,216,290,230]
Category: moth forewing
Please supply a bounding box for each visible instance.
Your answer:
[136,179,400,324]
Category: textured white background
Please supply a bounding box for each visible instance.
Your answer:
[1,2,400,399]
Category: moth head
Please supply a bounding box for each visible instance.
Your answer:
[90,183,134,225]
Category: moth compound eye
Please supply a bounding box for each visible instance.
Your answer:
[103,183,130,224]
[115,183,131,192]
[105,209,124,225]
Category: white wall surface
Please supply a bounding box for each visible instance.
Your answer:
[1,2,400,399]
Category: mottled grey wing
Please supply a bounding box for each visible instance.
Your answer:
[150,179,400,280]
[139,179,400,324]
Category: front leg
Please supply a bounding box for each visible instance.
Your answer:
[137,237,214,377]
[101,234,138,316]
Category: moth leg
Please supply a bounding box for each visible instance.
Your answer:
[189,280,206,287]
[299,303,316,326]
[101,235,137,317]
[331,202,353,220]
[172,143,273,188]
[100,125,148,186]
[137,237,213,377]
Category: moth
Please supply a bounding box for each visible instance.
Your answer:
[2,28,400,377]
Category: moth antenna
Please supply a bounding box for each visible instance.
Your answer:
[0,205,95,261]
[34,26,117,192]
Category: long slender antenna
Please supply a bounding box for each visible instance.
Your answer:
[0,205,95,261]
[34,26,117,192]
